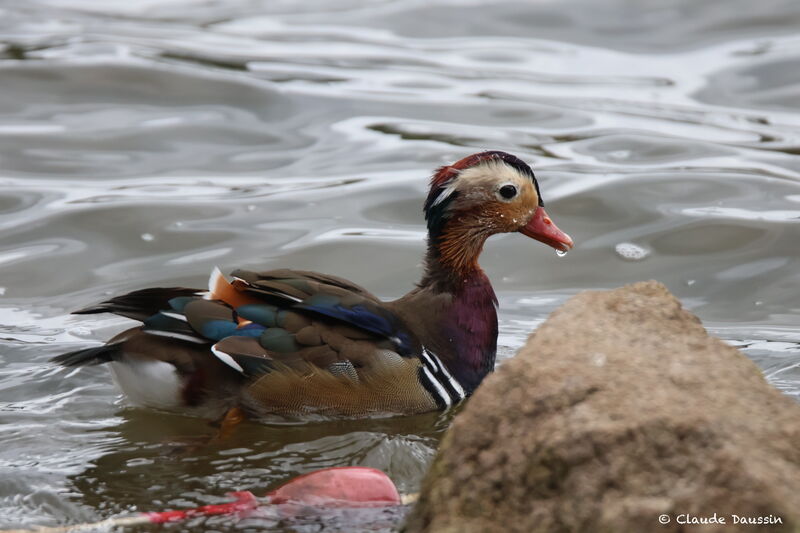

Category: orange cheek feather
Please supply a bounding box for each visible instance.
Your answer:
[209,274,263,326]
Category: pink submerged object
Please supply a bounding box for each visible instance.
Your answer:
[145,466,402,524]
[267,466,402,508]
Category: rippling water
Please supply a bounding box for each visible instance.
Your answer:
[2,0,800,530]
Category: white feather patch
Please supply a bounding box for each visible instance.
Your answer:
[211,345,244,374]
[109,359,182,409]
[206,266,225,300]
[160,311,188,322]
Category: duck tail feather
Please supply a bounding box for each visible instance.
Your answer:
[51,343,123,367]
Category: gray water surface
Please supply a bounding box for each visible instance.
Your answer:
[1,0,799,530]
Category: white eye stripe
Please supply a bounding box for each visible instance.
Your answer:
[431,181,459,207]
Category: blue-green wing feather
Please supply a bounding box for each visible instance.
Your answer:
[232,269,416,356]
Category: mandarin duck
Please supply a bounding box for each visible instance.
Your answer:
[53,151,573,419]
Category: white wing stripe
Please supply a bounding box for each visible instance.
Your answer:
[143,330,206,344]
[420,366,451,408]
[159,311,188,322]
[211,345,245,374]
[427,350,466,400]
[420,349,439,372]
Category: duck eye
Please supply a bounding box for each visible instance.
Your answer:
[498,184,517,200]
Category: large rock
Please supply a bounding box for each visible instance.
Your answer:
[405,281,800,533]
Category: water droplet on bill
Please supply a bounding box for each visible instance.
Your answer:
[556,249,568,257]
[614,242,649,261]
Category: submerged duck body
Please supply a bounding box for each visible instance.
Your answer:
[53,151,573,419]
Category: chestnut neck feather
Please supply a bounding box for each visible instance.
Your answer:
[421,215,487,289]
[418,210,499,393]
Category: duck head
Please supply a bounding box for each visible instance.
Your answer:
[423,151,573,282]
